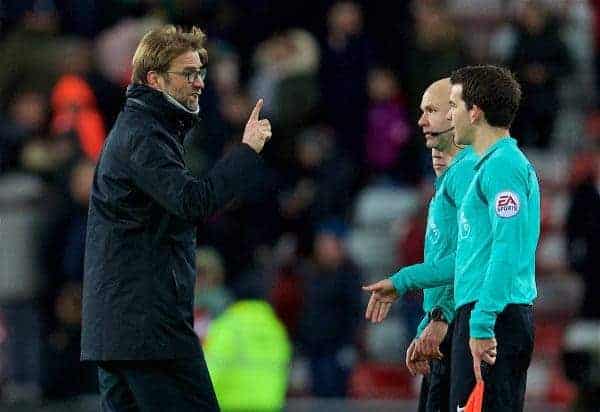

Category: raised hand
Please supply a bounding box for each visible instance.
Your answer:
[242,99,272,153]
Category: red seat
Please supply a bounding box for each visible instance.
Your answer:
[546,364,577,405]
[349,362,415,399]
[534,321,566,357]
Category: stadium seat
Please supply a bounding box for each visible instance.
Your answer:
[349,362,415,399]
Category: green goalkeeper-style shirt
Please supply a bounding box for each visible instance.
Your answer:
[391,146,477,337]
[391,137,540,339]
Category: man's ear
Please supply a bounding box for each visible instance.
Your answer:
[470,104,483,124]
[146,71,163,90]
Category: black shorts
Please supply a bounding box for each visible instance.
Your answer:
[418,321,454,412]
[97,354,219,412]
[450,302,534,412]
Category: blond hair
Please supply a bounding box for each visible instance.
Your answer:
[131,25,208,85]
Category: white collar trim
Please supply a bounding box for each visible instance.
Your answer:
[162,92,200,115]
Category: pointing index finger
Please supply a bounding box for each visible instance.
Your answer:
[250,99,263,121]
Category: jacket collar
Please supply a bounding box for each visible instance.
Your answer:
[474,136,515,170]
[125,84,199,142]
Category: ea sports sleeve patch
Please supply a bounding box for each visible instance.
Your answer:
[494,191,520,218]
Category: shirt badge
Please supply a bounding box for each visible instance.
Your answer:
[495,191,520,218]
[428,221,441,244]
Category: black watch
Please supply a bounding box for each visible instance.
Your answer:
[429,308,447,323]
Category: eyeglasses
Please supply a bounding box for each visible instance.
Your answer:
[166,67,207,83]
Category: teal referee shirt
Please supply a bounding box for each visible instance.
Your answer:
[391,137,540,339]
[457,137,540,338]
[390,146,477,337]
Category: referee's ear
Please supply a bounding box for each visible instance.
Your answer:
[470,104,484,125]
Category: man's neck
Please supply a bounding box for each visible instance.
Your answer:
[446,143,459,158]
[442,146,458,169]
[472,126,509,155]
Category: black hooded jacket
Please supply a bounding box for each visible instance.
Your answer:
[81,84,264,360]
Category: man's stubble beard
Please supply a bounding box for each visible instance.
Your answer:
[173,88,196,111]
[164,79,198,111]
[435,133,453,152]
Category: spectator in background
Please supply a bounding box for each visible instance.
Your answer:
[193,247,233,341]
[41,159,97,399]
[194,247,233,319]
[53,0,102,38]
[215,93,254,156]
[320,1,371,161]
[0,60,52,404]
[46,160,95,284]
[195,119,281,285]
[95,14,165,87]
[50,74,106,162]
[43,281,96,399]
[210,43,242,100]
[268,233,305,341]
[404,1,466,122]
[395,185,429,338]
[364,67,412,182]
[297,220,363,397]
[182,42,242,178]
[19,74,105,190]
[40,158,95,312]
[278,127,356,256]
[56,38,125,128]
[204,272,291,412]
[0,171,47,403]
[566,148,600,320]
[563,144,600,412]
[249,28,320,165]
[0,3,63,97]
[0,87,49,175]
[507,0,573,149]
[401,1,466,184]
[272,30,320,137]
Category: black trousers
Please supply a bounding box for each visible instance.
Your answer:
[418,321,454,412]
[450,302,534,412]
[97,355,219,412]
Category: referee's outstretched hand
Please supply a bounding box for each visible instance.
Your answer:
[362,279,399,323]
[242,99,272,153]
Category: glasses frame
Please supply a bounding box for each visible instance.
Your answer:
[166,67,207,83]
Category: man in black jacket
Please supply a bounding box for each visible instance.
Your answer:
[81,25,272,411]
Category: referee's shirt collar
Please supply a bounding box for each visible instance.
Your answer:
[474,136,515,170]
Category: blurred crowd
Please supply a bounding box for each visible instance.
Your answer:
[0,0,599,409]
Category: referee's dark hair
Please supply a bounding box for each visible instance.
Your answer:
[450,65,522,129]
